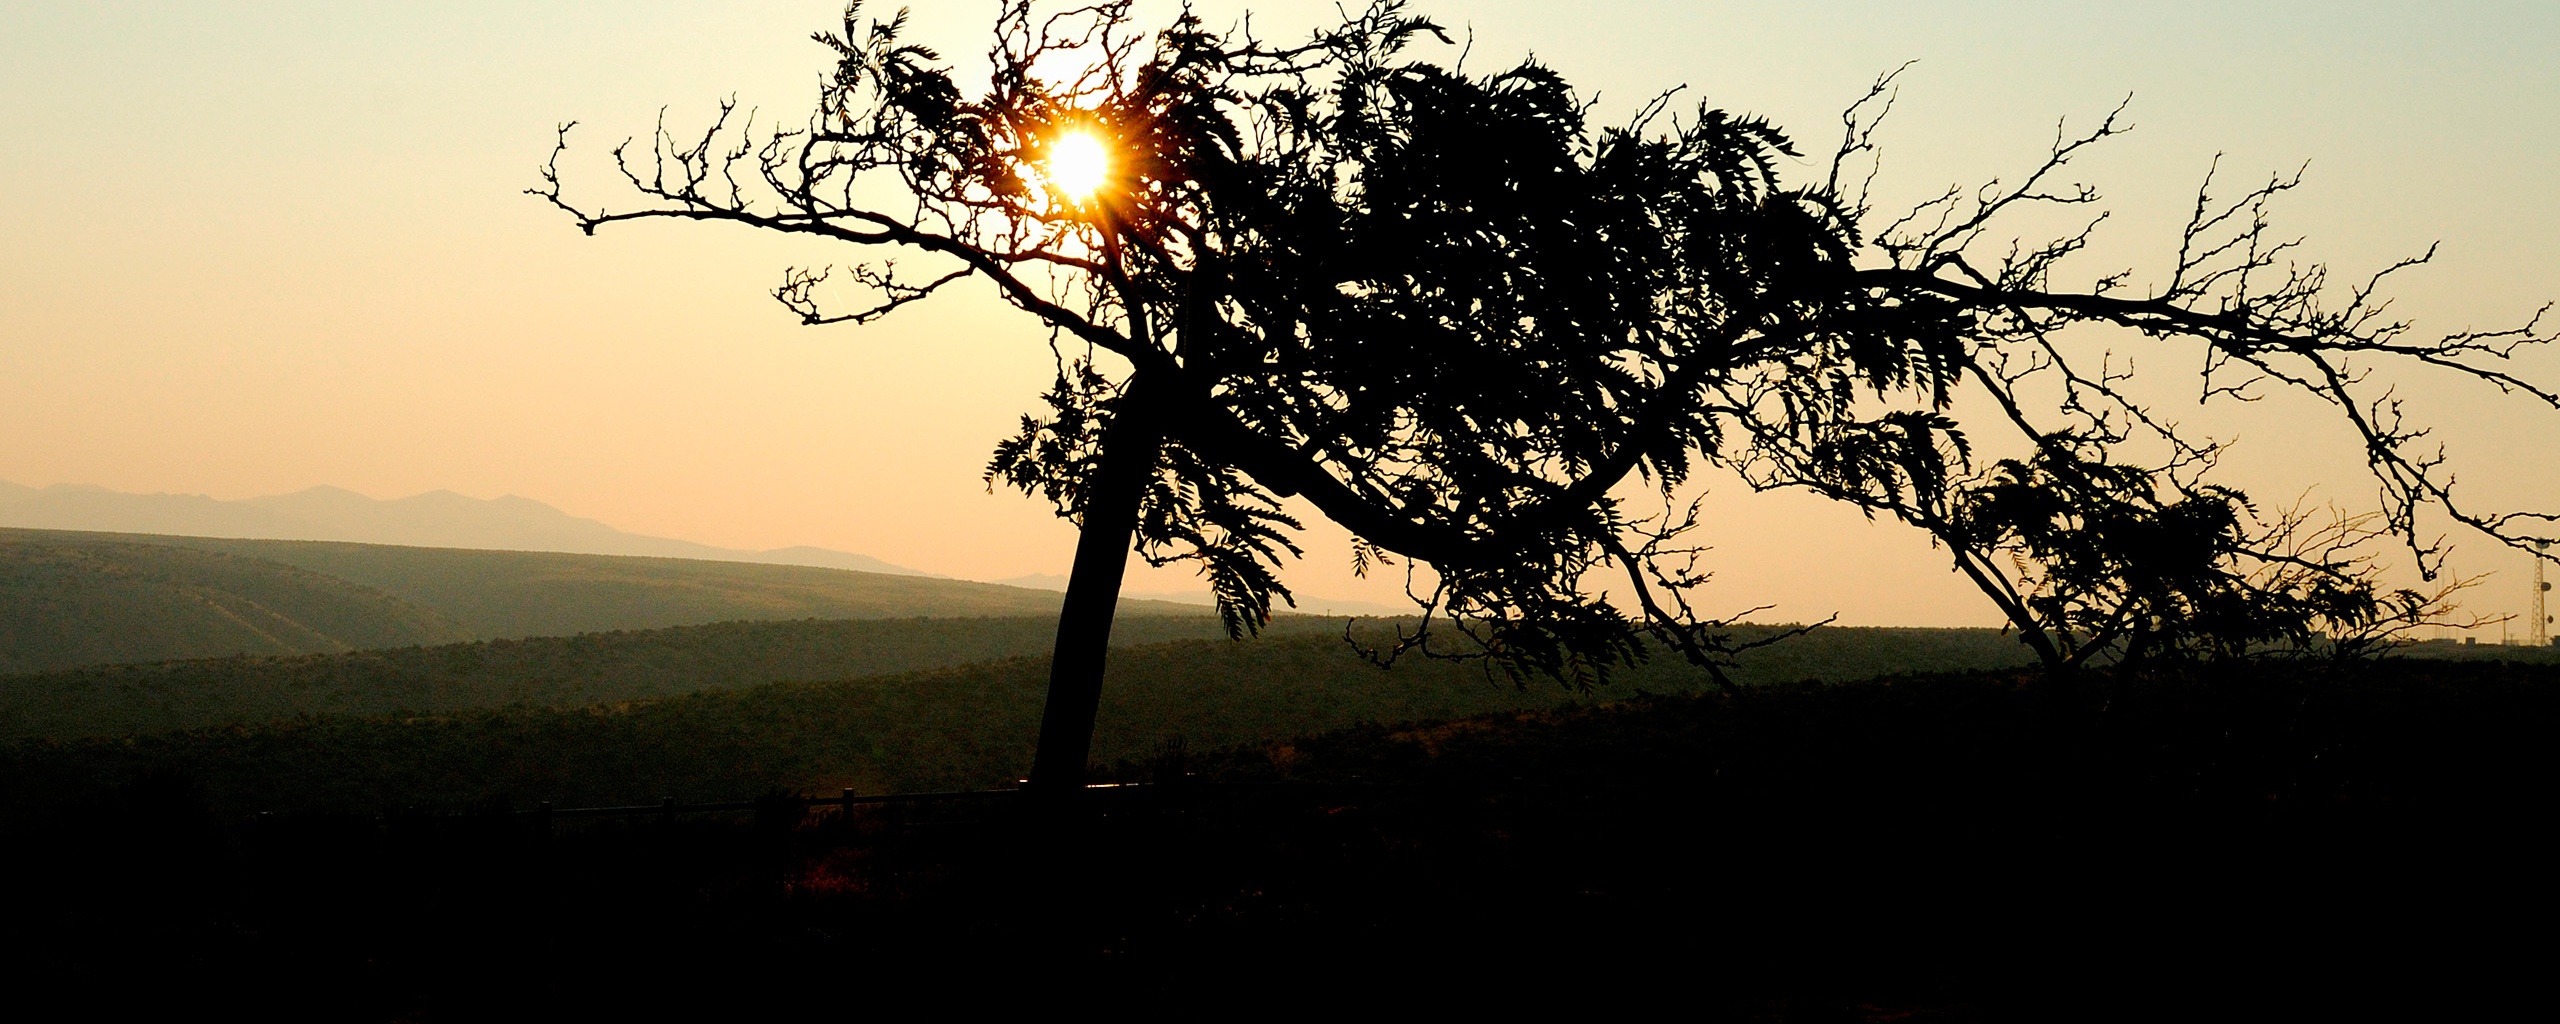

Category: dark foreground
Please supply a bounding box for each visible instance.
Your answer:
[4,662,2550,1020]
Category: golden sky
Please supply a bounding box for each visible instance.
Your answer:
[2,1,2553,628]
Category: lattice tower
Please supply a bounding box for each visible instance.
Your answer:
[2536,541,2552,647]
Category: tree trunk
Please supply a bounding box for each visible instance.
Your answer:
[1025,374,1164,795]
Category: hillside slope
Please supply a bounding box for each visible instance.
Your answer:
[140,533,1209,637]
[0,534,462,674]
[0,615,1328,740]
[0,634,1664,812]
[0,482,926,575]
[0,613,2035,742]
[0,620,2042,811]
[0,529,1210,670]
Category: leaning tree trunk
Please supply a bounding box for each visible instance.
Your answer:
[1025,373,1164,795]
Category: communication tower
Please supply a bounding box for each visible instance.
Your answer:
[2537,540,2553,647]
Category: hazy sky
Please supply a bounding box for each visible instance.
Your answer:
[3,1,2553,628]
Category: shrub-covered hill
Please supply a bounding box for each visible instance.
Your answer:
[0,615,1337,741]
[0,534,463,675]
[0,623,2035,816]
[0,528,1210,671]
[131,532,1216,637]
[0,607,2034,743]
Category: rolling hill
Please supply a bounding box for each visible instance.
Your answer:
[0,615,1330,740]
[0,482,924,575]
[0,528,1210,671]
[137,533,1214,638]
[0,534,463,675]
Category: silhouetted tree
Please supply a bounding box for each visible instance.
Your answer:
[1736,79,2551,670]
[538,1,2557,786]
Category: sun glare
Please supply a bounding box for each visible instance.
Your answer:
[1048,130,1109,203]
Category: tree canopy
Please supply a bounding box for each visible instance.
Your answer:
[540,1,2557,780]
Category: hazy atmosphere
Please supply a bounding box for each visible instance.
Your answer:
[8,4,2556,1014]
[5,0,2553,627]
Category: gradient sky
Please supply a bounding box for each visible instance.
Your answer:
[3,1,2553,628]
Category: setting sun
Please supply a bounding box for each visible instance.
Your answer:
[1047,130,1109,202]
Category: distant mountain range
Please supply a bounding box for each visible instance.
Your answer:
[0,482,925,576]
